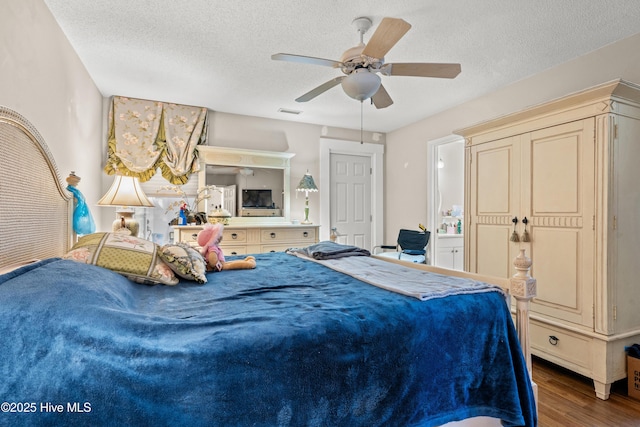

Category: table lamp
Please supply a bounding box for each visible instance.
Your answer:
[296,170,318,224]
[98,175,154,236]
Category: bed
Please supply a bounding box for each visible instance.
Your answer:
[0,106,537,427]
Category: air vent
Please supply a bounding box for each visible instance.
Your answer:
[278,108,302,115]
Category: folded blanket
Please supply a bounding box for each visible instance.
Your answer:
[315,255,505,301]
[286,241,370,260]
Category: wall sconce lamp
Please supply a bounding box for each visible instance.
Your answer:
[97,175,154,236]
[296,170,318,224]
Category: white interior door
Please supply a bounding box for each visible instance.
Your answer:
[330,153,371,249]
[223,185,236,216]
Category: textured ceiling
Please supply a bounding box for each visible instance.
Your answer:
[43,0,640,133]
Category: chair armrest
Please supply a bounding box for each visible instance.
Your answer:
[372,244,398,255]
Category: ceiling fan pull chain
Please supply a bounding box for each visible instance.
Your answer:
[360,100,364,144]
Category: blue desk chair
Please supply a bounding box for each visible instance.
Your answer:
[374,229,430,263]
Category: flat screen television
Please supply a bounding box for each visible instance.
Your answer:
[242,189,273,208]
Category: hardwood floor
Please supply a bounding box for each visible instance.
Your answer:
[533,356,640,426]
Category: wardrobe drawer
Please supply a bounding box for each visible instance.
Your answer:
[260,227,316,244]
[530,321,592,370]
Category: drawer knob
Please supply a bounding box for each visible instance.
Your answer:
[231,233,238,239]
[303,231,308,237]
[270,232,276,238]
[191,233,198,241]
[548,335,559,346]
[230,251,238,255]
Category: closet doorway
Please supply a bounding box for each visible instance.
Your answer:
[427,135,465,270]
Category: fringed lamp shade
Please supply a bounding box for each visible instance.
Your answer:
[98,175,154,236]
[296,171,318,224]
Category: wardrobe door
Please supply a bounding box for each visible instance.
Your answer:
[467,136,521,278]
[524,119,595,327]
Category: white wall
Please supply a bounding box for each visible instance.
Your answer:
[384,32,640,243]
[1,0,105,226]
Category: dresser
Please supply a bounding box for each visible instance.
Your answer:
[172,224,319,255]
[456,80,640,400]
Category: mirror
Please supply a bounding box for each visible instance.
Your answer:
[205,165,284,217]
[197,146,295,224]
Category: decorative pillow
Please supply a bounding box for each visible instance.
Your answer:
[158,243,207,284]
[64,232,178,286]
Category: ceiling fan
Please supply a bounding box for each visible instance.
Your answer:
[271,17,461,109]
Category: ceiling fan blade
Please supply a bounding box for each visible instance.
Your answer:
[295,76,345,102]
[371,84,393,109]
[361,17,411,59]
[386,63,461,79]
[271,53,342,68]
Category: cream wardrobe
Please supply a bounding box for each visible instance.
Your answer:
[457,80,640,400]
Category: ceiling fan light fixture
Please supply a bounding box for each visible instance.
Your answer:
[341,69,381,101]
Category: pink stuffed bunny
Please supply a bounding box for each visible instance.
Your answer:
[197,223,256,272]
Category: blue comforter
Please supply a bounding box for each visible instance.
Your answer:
[0,254,536,427]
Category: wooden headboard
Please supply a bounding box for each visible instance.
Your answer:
[0,106,73,269]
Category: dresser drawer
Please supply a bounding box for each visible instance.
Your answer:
[219,245,247,256]
[260,227,316,244]
[172,225,318,256]
[530,320,592,370]
[222,229,247,244]
[179,230,201,245]
[261,243,295,253]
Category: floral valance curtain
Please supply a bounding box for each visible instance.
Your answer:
[104,96,208,185]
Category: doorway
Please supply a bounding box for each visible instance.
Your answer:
[427,135,465,269]
[319,138,384,250]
